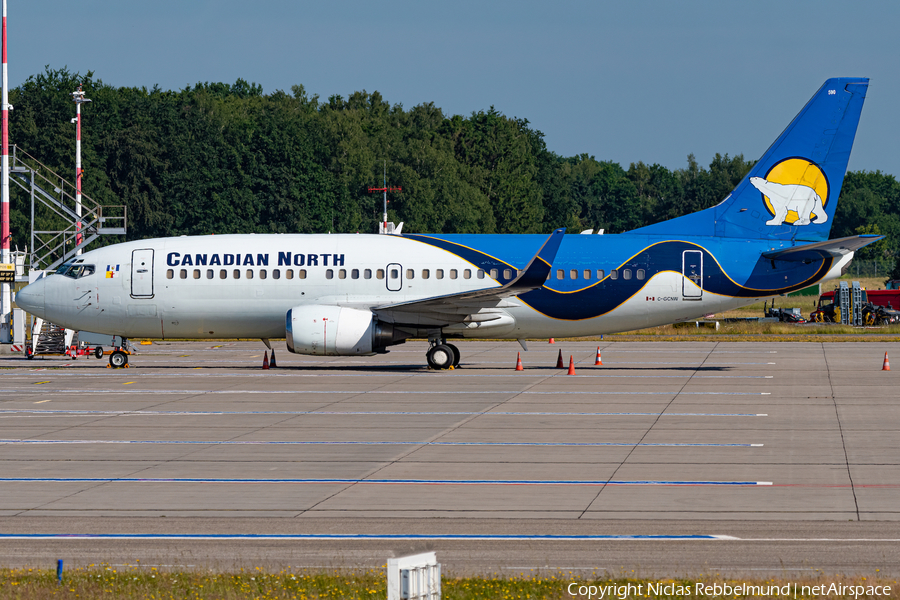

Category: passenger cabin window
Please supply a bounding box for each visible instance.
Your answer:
[570,269,578,280]
[464,270,472,279]
[299,269,307,279]
[556,269,564,280]
[325,269,333,279]
[233,269,241,279]
[597,269,605,279]
[193,269,201,279]
[490,268,498,279]
[273,269,281,279]
[406,269,414,279]
[449,269,458,280]
[220,270,227,279]
[436,269,444,279]
[609,270,618,280]
[260,269,267,280]
[503,269,512,279]
[338,269,346,279]
[246,269,254,279]
[422,269,430,279]
[180,269,187,279]
[166,269,174,279]
[390,269,399,279]
[623,269,632,280]
[286,269,294,279]
[206,269,214,279]
[476,270,484,279]
[637,269,646,280]
[351,269,359,279]
[376,269,384,280]
[584,269,592,280]
[364,269,372,279]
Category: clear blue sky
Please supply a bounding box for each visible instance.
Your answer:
[8,0,899,174]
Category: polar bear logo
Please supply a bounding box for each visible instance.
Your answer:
[750,176,827,226]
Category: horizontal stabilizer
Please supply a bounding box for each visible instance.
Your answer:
[762,235,883,262]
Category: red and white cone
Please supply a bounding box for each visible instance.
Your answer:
[515,352,524,371]
[549,338,555,344]
[594,347,603,366]
[270,350,277,368]
[556,349,564,369]
[883,352,891,371]
[262,353,270,370]
[567,355,576,376]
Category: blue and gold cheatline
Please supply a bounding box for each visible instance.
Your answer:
[404,234,831,321]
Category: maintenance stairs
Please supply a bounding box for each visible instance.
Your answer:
[9,144,126,272]
[30,317,76,357]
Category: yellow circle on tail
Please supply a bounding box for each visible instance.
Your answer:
[761,158,829,224]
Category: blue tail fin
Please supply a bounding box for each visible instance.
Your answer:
[629,78,869,242]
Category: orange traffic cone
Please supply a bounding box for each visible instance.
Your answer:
[567,355,576,375]
[515,352,524,371]
[594,347,603,366]
[262,353,270,370]
[883,352,891,371]
[549,338,555,344]
[270,350,277,368]
[556,349,564,369]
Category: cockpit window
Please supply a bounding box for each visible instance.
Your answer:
[54,263,96,279]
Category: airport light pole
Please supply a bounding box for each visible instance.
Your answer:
[367,162,401,234]
[1,0,11,343]
[71,85,90,255]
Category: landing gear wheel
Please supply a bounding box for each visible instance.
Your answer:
[426,344,455,370]
[94,346,104,359]
[109,350,128,368]
[446,343,460,367]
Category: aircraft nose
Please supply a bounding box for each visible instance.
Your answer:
[15,280,46,316]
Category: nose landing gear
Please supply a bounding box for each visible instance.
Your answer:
[108,338,132,369]
[426,339,460,370]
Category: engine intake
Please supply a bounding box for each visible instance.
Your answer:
[285,305,410,355]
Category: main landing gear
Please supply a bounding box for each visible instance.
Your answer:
[426,338,460,370]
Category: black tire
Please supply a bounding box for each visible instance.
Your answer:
[109,350,128,368]
[426,344,454,370]
[446,343,461,367]
[94,346,104,359]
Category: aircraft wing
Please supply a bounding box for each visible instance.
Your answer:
[762,234,883,262]
[373,228,565,327]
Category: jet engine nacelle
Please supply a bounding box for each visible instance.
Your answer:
[285,305,410,356]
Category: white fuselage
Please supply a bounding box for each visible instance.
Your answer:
[18,233,852,345]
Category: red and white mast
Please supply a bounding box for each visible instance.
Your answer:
[71,85,90,255]
[367,162,401,234]
[1,0,11,341]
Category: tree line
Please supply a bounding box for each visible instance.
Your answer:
[7,68,900,277]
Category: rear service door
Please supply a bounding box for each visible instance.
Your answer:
[131,249,155,298]
[682,250,703,299]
